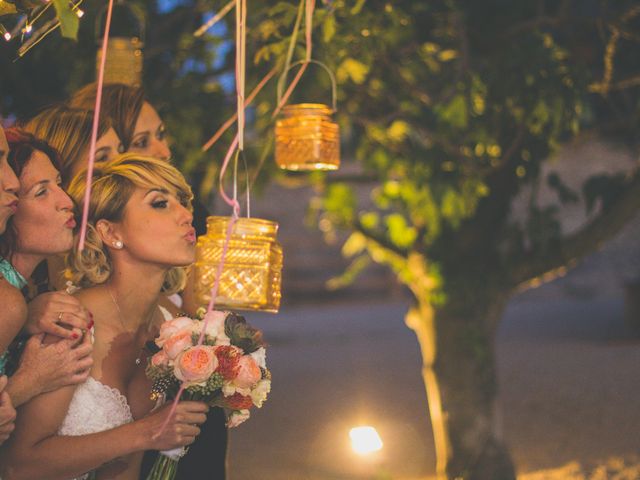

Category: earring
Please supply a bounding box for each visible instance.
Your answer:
[113,240,123,249]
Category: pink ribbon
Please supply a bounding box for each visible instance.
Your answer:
[77,0,114,251]
[158,0,247,436]
[272,0,315,118]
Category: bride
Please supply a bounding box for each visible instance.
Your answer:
[2,153,208,480]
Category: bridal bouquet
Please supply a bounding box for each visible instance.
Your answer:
[145,310,271,480]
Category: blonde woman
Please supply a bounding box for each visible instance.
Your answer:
[2,154,207,480]
[23,104,122,186]
[70,84,227,480]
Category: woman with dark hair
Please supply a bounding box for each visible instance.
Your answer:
[0,124,20,445]
[70,83,227,480]
[0,128,95,411]
[22,105,122,291]
[69,83,170,161]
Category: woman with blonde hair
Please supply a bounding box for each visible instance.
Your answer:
[70,83,227,480]
[2,154,207,480]
[23,104,122,185]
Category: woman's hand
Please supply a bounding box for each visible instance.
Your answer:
[141,401,209,451]
[26,291,93,340]
[0,376,17,445]
[17,332,93,394]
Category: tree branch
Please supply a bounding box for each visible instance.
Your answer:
[351,219,409,258]
[510,167,640,288]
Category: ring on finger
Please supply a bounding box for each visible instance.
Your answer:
[57,312,64,323]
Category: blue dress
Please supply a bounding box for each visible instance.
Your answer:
[0,258,27,375]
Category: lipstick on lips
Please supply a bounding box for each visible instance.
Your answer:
[65,216,77,228]
[185,228,196,244]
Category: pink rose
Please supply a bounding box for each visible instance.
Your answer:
[233,355,261,389]
[163,330,193,359]
[157,316,193,347]
[151,350,170,367]
[174,346,218,385]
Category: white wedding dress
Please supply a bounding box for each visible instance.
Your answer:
[57,306,172,480]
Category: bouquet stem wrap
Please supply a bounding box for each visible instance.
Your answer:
[145,447,187,480]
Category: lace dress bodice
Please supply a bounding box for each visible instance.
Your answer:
[58,377,134,480]
[59,376,134,436]
[57,305,172,480]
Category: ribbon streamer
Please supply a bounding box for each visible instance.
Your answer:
[201,65,277,152]
[193,0,235,38]
[235,0,246,151]
[273,0,315,118]
[77,0,114,251]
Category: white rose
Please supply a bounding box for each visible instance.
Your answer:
[222,383,237,397]
[250,379,271,408]
[249,347,266,369]
[193,310,228,340]
[227,409,251,428]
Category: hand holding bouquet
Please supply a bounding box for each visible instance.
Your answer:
[145,310,271,479]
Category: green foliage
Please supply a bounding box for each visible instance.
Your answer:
[251,0,640,305]
[52,0,78,39]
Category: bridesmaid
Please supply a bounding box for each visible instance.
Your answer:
[0,128,94,409]
[23,104,122,187]
[70,83,228,480]
[22,105,122,291]
[0,125,19,445]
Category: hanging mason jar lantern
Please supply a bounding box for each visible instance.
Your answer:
[275,60,340,171]
[194,216,283,313]
[96,0,144,86]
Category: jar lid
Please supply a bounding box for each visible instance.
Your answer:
[281,103,334,116]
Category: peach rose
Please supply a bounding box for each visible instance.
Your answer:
[174,346,218,385]
[157,317,193,347]
[163,330,193,360]
[233,355,261,390]
[151,350,170,367]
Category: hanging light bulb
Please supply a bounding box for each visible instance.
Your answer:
[95,0,144,86]
[1,24,11,41]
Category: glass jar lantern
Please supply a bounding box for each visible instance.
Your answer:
[275,60,340,171]
[275,103,340,171]
[194,216,283,313]
[96,1,144,86]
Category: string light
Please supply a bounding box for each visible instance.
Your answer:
[22,24,33,34]
[75,9,84,17]
[0,25,11,41]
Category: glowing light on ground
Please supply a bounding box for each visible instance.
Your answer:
[349,426,383,455]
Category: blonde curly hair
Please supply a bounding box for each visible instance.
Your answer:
[66,153,193,294]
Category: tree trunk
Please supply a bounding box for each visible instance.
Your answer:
[405,297,515,480]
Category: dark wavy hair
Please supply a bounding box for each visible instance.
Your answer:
[0,128,63,261]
